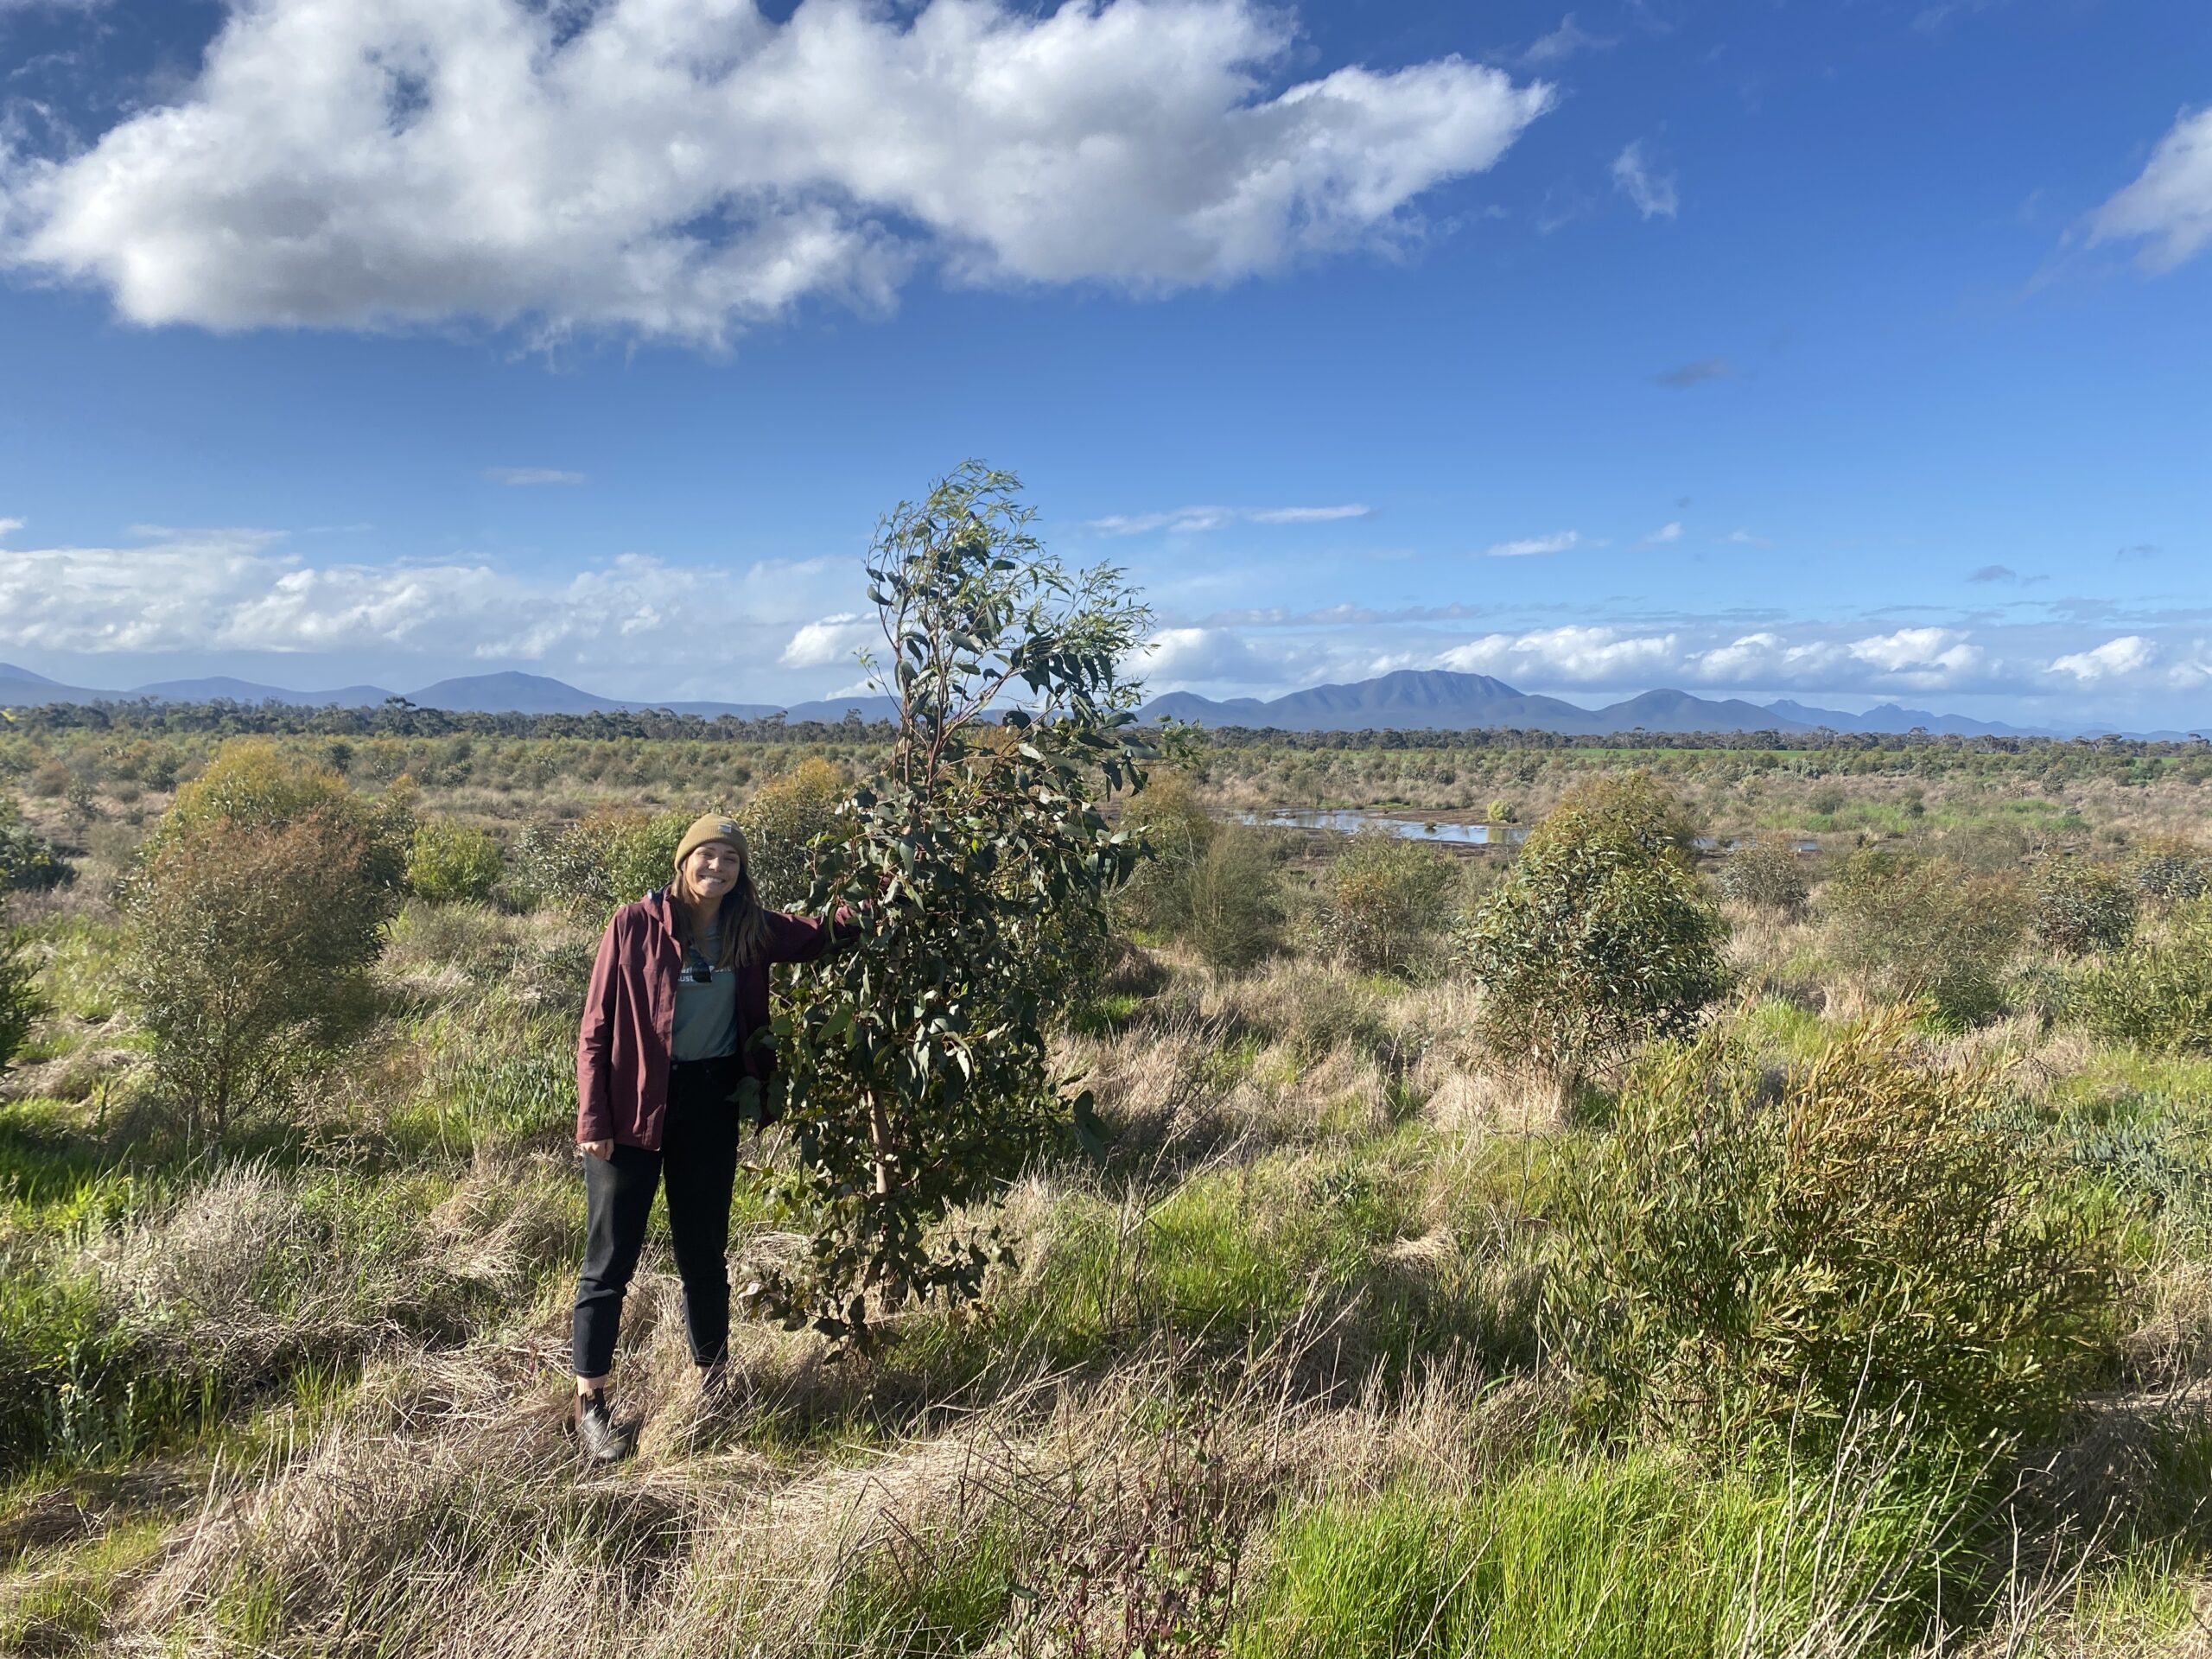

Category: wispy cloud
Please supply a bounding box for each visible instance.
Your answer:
[1611,139,1679,219]
[1245,504,1375,525]
[1522,12,1615,64]
[0,518,22,539]
[2117,542,2161,561]
[1643,522,1683,544]
[2090,106,2212,272]
[1652,357,1734,390]
[1967,564,2017,583]
[1087,503,1372,536]
[484,467,585,486]
[1482,530,1581,558]
[1724,528,1776,549]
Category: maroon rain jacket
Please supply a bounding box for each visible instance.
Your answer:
[575,887,853,1152]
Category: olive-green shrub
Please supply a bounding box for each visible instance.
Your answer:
[2031,857,2138,956]
[1821,849,2027,1027]
[1314,830,1456,976]
[741,756,846,910]
[1180,823,1287,976]
[1114,773,1284,974]
[1550,1014,2123,1448]
[1460,773,1726,1093]
[0,798,72,892]
[2075,899,2212,1055]
[2131,836,2212,909]
[405,819,505,906]
[125,742,406,1141]
[0,916,37,1075]
[1718,833,1810,916]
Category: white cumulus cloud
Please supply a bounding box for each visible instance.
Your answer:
[779,613,874,669]
[1438,625,1680,684]
[2092,106,2212,272]
[1643,521,1682,544]
[0,525,850,690]
[0,0,1554,345]
[2050,635,2156,684]
[0,517,22,538]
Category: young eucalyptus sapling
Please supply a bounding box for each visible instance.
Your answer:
[744,464,1153,1349]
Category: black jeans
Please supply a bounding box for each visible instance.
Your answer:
[572,1056,744,1377]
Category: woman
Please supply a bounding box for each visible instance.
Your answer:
[569,811,852,1461]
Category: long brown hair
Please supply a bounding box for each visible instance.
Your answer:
[671,854,770,970]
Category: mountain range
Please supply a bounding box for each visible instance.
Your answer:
[0,662,2190,741]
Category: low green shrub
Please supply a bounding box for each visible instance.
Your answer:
[1821,848,2026,1027]
[505,821,608,913]
[0,917,37,1075]
[1461,773,1727,1093]
[740,756,845,910]
[1718,833,1810,915]
[0,798,73,891]
[405,818,505,905]
[2032,856,2138,955]
[1549,1014,2123,1449]
[1313,830,1456,976]
[2075,899,2212,1055]
[124,745,403,1141]
[2130,836,2212,909]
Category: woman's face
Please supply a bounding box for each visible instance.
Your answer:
[683,841,742,901]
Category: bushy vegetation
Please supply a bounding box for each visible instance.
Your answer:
[2075,898,2212,1055]
[123,743,408,1141]
[739,755,845,909]
[0,913,37,1074]
[1717,831,1809,915]
[1311,830,1456,976]
[1120,772,1287,974]
[1461,772,1727,1094]
[1821,847,2028,1026]
[1551,1015,2122,1448]
[405,817,505,906]
[0,796,73,891]
[2033,855,2139,955]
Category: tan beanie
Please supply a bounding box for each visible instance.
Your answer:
[674,811,749,873]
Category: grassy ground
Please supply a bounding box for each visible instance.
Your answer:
[1,748,2209,1655]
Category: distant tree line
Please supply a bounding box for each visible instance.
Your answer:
[4,697,2204,760]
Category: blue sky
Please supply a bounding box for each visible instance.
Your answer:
[0,0,2206,728]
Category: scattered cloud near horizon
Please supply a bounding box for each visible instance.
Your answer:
[1130,620,2212,705]
[7,524,2206,715]
[0,525,851,697]
[1086,503,1373,536]
[0,517,22,538]
[0,0,1554,346]
[2092,105,2212,272]
[1611,140,1679,220]
[483,467,584,486]
[1643,522,1683,544]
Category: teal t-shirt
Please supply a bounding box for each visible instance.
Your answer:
[671,918,738,1061]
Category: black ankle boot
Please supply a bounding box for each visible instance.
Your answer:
[570,1387,632,1463]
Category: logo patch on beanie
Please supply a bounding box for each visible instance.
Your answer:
[719,820,738,836]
